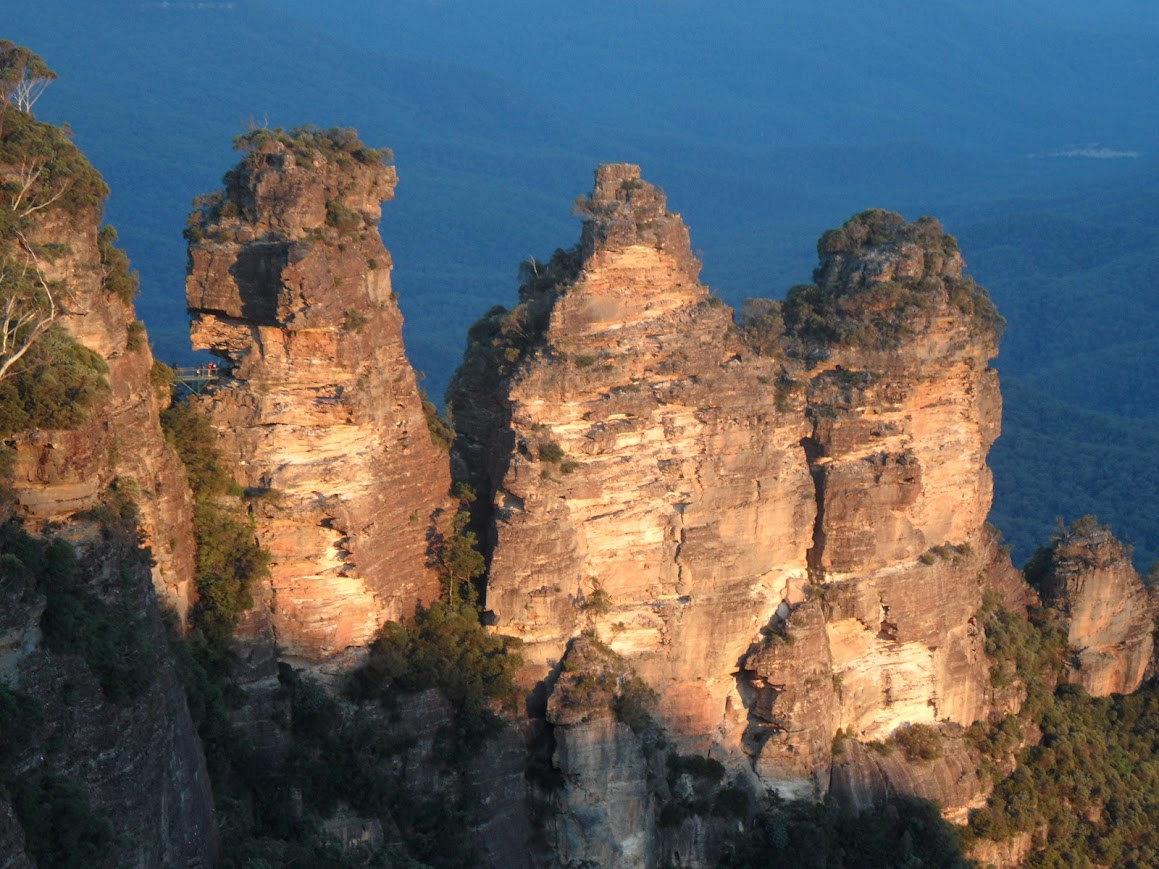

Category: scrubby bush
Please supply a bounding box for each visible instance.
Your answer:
[538,440,565,463]
[97,225,138,303]
[349,597,522,752]
[10,770,114,867]
[420,389,454,453]
[233,125,392,166]
[161,400,267,662]
[891,723,944,762]
[0,522,152,702]
[736,298,785,356]
[0,325,107,436]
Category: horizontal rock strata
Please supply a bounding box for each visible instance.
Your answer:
[453,168,1029,811]
[186,130,451,667]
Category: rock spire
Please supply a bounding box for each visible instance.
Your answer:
[185,128,452,667]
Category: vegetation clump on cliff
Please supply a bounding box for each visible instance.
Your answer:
[350,596,523,746]
[451,245,581,393]
[0,44,115,415]
[776,210,1004,358]
[161,399,268,663]
[232,124,392,167]
[185,125,392,244]
[550,633,658,735]
[967,682,1159,865]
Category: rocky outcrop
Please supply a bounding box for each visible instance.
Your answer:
[1032,519,1155,695]
[538,635,743,868]
[452,164,816,758]
[452,167,1028,816]
[3,522,219,867]
[0,101,216,865]
[1,145,196,621]
[185,129,452,668]
[830,730,986,824]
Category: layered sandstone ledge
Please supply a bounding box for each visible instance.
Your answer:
[186,129,451,667]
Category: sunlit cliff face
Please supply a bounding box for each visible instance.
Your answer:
[185,133,451,668]
[451,166,1025,804]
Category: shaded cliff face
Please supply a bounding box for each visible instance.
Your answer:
[186,129,451,667]
[0,520,219,867]
[452,167,1026,811]
[1032,519,1155,695]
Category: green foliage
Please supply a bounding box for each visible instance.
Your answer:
[0,683,41,767]
[420,389,454,452]
[349,597,522,768]
[612,672,657,735]
[340,308,369,332]
[448,246,580,404]
[150,358,176,398]
[990,378,1159,570]
[233,125,392,166]
[0,41,56,114]
[190,501,267,654]
[96,224,139,303]
[162,400,268,660]
[537,440,564,463]
[890,723,944,762]
[554,634,659,734]
[736,297,785,356]
[968,682,1159,866]
[966,713,1025,783]
[436,508,486,603]
[352,597,521,717]
[161,399,235,498]
[0,521,153,702]
[10,770,113,868]
[780,211,1002,357]
[0,97,108,231]
[977,591,1066,721]
[660,754,734,828]
[0,324,108,436]
[920,541,973,566]
[583,581,612,616]
[126,318,146,351]
[325,200,366,235]
[722,792,971,868]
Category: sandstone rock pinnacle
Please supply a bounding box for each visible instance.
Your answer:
[1030,517,1155,696]
[452,168,1029,816]
[185,128,451,668]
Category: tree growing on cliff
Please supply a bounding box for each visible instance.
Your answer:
[0,47,109,387]
[0,42,56,127]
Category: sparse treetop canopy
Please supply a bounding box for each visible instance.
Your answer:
[0,41,57,115]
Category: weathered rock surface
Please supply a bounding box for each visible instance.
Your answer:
[452,164,816,759]
[829,730,986,824]
[1,522,219,868]
[539,635,743,868]
[2,193,197,622]
[186,131,451,667]
[1033,520,1155,696]
[0,106,215,865]
[452,168,1028,819]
